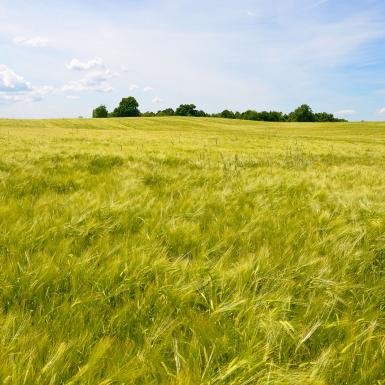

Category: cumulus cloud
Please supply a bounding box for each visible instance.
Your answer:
[152,96,163,104]
[377,107,385,115]
[335,109,357,117]
[63,58,118,93]
[0,64,53,103]
[66,95,81,100]
[0,64,32,92]
[143,86,153,92]
[66,57,105,71]
[13,36,49,48]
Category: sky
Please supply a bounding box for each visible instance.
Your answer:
[1,0,385,120]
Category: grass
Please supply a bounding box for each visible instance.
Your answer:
[1,116,385,384]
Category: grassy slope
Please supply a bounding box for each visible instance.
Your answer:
[1,117,385,384]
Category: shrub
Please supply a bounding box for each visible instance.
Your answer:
[92,105,108,118]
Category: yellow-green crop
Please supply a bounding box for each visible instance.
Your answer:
[1,117,385,384]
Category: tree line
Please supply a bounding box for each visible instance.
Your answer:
[92,97,346,122]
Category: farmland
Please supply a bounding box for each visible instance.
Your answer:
[1,117,385,384]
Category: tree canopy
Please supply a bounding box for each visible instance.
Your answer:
[157,108,175,116]
[92,105,108,118]
[113,97,140,117]
[92,98,346,122]
[289,104,315,122]
[220,110,236,119]
[175,104,198,116]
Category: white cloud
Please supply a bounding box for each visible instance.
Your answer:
[0,65,53,103]
[13,36,49,48]
[84,69,118,85]
[143,86,153,92]
[62,79,113,93]
[121,65,129,73]
[66,57,105,71]
[335,109,357,117]
[377,107,385,115]
[63,58,118,93]
[129,84,139,91]
[66,95,80,99]
[0,64,32,92]
[152,96,163,104]
[246,10,256,17]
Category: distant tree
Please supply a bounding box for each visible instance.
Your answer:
[196,110,208,117]
[220,110,236,119]
[156,108,175,116]
[314,112,347,122]
[289,104,315,122]
[314,112,334,122]
[97,97,342,123]
[141,111,156,117]
[175,104,198,116]
[113,97,140,117]
[92,105,108,118]
[266,111,286,122]
[241,110,260,121]
[257,111,269,121]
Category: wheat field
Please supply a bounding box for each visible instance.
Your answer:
[1,117,385,384]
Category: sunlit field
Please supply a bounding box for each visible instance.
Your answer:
[1,117,385,384]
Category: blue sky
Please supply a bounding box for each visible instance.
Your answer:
[1,0,385,120]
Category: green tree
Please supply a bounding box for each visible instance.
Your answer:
[113,97,140,117]
[220,110,236,119]
[314,112,334,122]
[92,105,108,118]
[314,112,346,122]
[289,104,315,122]
[234,111,242,119]
[141,111,156,117]
[196,110,207,117]
[241,110,260,121]
[175,104,198,116]
[156,108,175,116]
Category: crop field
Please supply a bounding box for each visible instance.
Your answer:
[1,117,385,384]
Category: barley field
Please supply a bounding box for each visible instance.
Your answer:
[1,117,385,384]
